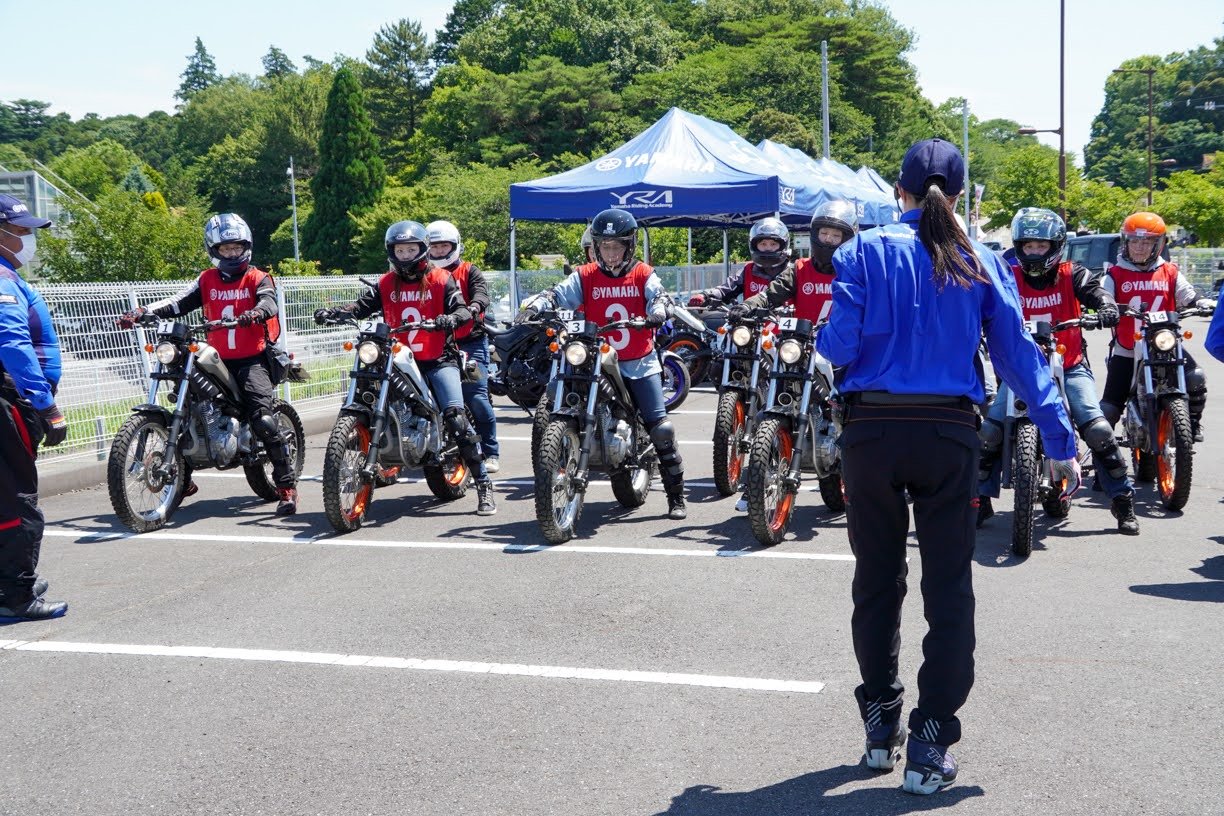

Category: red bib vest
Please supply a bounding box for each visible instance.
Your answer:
[742,262,777,300]
[447,261,476,341]
[379,268,450,360]
[1108,261,1179,351]
[579,261,654,362]
[792,258,832,323]
[1011,261,1084,368]
[200,266,280,360]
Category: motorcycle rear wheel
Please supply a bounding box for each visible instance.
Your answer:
[535,420,584,544]
[610,424,656,508]
[660,352,691,412]
[664,335,710,386]
[1011,421,1039,558]
[746,417,796,546]
[244,400,306,501]
[818,473,846,514]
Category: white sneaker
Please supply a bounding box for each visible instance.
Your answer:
[734,495,748,512]
[484,456,500,474]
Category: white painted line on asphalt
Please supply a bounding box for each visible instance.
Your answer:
[499,435,712,445]
[0,639,823,694]
[43,528,855,561]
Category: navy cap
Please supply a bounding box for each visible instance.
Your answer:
[897,138,965,198]
[0,194,52,228]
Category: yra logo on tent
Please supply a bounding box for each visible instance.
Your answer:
[781,186,795,206]
[611,190,673,209]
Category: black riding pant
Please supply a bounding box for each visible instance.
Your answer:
[229,354,294,488]
[840,398,979,747]
[0,390,45,607]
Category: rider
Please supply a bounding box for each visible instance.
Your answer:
[517,207,686,520]
[314,220,496,516]
[687,217,792,307]
[426,220,499,474]
[977,207,1138,534]
[725,200,860,511]
[118,213,298,516]
[1100,212,1215,445]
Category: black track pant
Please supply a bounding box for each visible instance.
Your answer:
[840,401,980,747]
[0,390,45,607]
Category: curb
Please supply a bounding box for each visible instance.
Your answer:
[38,408,340,499]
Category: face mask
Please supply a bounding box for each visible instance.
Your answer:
[3,229,36,266]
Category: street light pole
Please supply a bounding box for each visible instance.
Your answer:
[286,156,300,263]
[1016,0,1067,224]
[1112,66,1158,205]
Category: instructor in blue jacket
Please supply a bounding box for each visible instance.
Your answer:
[816,139,1077,795]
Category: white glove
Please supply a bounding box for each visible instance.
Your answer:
[1195,298,1217,312]
[1050,457,1083,500]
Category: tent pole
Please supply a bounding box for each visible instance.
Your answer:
[687,228,692,277]
[723,229,730,276]
[642,227,650,265]
[821,41,831,159]
[509,219,519,314]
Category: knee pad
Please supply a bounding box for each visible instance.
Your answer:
[1080,416,1127,478]
[1100,401,1122,428]
[250,411,282,443]
[979,418,1003,452]
[1187,368,1207,415]
[443,407,481,446]
[648,419,683,468]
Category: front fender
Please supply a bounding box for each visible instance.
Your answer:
[130,403,172,422]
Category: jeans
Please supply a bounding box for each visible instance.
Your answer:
[421,360,488,482]
[626,373,667,426]
[460,337,498,458]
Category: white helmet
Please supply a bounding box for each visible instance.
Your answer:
[426,220,462,268]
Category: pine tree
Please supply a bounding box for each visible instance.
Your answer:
[301,66,385,274]
[261,46,297,79]
[176,37,219,103]
[433,0,497,65]
[363,18,432,174]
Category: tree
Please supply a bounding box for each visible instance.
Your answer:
[261,46,297,79]
[1071,178,1145,235]
[119,164,155,194]
[48,139,146,200]
[982,143,1065,230]
[176,37,220,104]
[2,99,51,142]
[363,18,432,174]
[175,75,262,161]
[1157,165,1224,246]
[301,66,385,273]
[433,0,498,65]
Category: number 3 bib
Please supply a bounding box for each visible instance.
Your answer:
[579,261,654,361]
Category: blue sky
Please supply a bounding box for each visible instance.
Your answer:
[4,0,1222,161]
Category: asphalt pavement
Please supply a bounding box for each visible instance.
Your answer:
[2,322,1222,815]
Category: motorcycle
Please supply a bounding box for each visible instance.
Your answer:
[316,315,477,533]
[710,307,772,497]
[657,339,692,412]
[743,316,846,546]
[487,316,552,412]
[108,315,306,533]
[1117,303,1212,511]
[997,317,1096,558]
[659,304,724,386]
[533,311,659,544]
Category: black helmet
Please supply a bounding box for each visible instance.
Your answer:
[1010,207,1066,275]
[748,217,791,277]
[809,200,859,245]
[589,208,637,276]
[204,213,253,280]
[384,220,429,280]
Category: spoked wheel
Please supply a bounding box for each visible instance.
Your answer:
[1155,399,1194,511]
[664,335,709,386]
[108,414,185,533]
[423,454,470,501]
[531,391,551,468]
[1011,421,1039,558]
[322,415,375,533]
[660,352,691,412]
[610,423,656,508]
[244,400,306,501]
[746,417,797,546]
[712,391,749,496]
[534,420,584,544]
[1133,447,1158,482]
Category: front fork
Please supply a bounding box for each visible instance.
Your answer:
[360,358,396,482]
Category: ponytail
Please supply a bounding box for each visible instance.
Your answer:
[917,183,988,290]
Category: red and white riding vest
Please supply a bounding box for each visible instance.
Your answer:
[792,258,833,323]
[199,266,280,360]
[1011,261,1084,368]
[378,268,450,361]
[447,261,476,341]
[1108,260,1179,351]
[579,261,655,362]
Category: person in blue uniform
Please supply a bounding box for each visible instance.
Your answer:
[0,194,69,622]
[1207,302,1224,364]
[816,139,1078,795]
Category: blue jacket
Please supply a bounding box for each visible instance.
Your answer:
[1206,304,1224,364]
[0,256,61,411]
[816,210,1074,460]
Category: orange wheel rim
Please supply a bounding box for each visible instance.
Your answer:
[347,423,373,522]
[447,460,468,486]
[768,429,795,533]
[727,399,746,483]
[669,338,700,353]
[1156,410,1175,495]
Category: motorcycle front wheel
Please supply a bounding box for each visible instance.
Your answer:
[712,391,748,496]
[322,414,375,533]
[244,400,306,501]
[534,419,584,544]
[1011,421,1039,558]
[1155,398,1194,511]
[108,413,185,533]
[746,417,797,546]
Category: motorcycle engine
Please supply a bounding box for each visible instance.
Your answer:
[810,412,840,478]
[391,401,437,464]
[194,402,238,465]
[599,404,634,468]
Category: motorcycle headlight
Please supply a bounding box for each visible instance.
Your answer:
[1152,329,1177,352]
[731,325,753,348]
[779,339,804,365]
[564,342,589,366]
[357,341,381,365]
[154,342,178,365]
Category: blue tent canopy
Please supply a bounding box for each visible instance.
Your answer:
[510,108,804,228]
[755,139,859,226]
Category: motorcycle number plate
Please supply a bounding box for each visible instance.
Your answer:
[566,320,586,334]
[1023,320,1037,334]
[157,320,176,334]
[778,317,799,332]
[556,309,574,321]
[1147,311,1168,323]
[359,320,380,333]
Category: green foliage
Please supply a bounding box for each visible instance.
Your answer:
[269,258,322,277]
[1,99,51,142]
[120,164,155,194]
[175,75,262,160]
[433,0,498,65]
[1157,163,1224,246]
[176,37,220,104]
[48,139,146,200]
[38,189,209,282]
[982,143,1066,230]
[302,67,386,273]
[261,46,298,79]
[351,185,433,275]
[1072,179,1145,235]
[363,18,433,175]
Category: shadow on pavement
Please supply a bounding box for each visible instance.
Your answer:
[1130,537,1224,602]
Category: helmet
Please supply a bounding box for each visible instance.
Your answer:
[1120,211,1167,269]
[589,208,637,276]
[425,220,462,269]
[204,213,253,279]
[384,220,430,279]
[748,217,791,277]
[809,200,858,245]
[1010,207,1066,275]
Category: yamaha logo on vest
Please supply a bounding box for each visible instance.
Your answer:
[1022,293,1063,310]
[210,289,251,302]
[801,281,830,296]
[591,285,641,299]
[748,279,768,295]
[390,289,433,303]
[1120,279,1165,294]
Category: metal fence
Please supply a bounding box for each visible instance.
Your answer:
[38,265,731,465]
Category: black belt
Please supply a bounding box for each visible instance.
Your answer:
[844,392,978,428]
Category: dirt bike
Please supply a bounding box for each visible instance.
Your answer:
[1117,304,1212,511]
[710,307,772,497]
[659,304,724,386]
[316,315,477,533]
[533,312,659,544]
[744,315,845,546]
[998,316,1097,557]
[487,316,552,412]
[108,314,306,533]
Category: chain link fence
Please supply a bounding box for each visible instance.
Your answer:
[37,265,731,466]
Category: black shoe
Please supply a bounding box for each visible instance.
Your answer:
[667,492,687,520]
[275,488,298,516]
[0,596,68,622]
[476,480,497,516]
[1111,493,1140,535]
[975,496,993,529]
